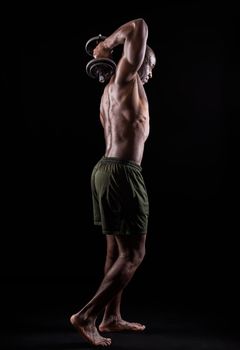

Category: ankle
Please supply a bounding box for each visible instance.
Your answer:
[102,314,122,323]
[75,311,96,324]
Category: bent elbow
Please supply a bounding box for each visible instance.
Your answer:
[135,18,148,35]
[135,18,147,27]
[135,18,147,25]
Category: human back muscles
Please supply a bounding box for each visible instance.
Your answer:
[100,74,149,165]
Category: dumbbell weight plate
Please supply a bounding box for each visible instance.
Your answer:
[86,58,116,83]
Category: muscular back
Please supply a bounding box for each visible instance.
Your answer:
[100,74,149,165]
[93,19,151,165]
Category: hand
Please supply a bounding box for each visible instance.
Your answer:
[93,41,112,59]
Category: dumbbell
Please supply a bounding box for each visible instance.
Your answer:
[85,34,116,83]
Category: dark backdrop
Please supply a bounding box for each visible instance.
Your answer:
[3,1,239,316]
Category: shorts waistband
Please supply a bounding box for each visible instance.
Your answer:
[100,156,142,171]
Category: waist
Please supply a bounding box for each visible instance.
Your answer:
[100,156,142,171]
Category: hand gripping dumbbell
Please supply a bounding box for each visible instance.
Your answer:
[85,34,116,83]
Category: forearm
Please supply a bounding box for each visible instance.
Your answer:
[103,18,147,50]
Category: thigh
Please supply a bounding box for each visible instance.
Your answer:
[105,235,119,257]
[115,234,146,257]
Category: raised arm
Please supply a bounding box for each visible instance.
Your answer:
[93,18,148,84]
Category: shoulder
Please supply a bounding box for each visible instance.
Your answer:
[111,72,138,90]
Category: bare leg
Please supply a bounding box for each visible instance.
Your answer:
[70,234,146,346]
[99,235,146,333]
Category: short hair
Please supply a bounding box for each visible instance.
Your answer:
[145,45,156,63]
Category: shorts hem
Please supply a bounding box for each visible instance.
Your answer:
[94,221,102,226]
[102,230,147,235]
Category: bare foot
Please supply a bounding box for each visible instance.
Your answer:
[99,319,146,333]
[70,314,111,346]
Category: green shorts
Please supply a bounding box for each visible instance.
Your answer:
[91,157,149,235]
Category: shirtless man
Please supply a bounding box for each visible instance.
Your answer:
[70,18,156,346]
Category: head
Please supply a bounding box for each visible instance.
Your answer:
[138,45,156,84]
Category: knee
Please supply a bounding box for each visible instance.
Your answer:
[106,252,118,262]
[104,252,118,273]
[130,250,145,269]
[135,247,145,265]
[106,245,118,261]
[122,248,145,267]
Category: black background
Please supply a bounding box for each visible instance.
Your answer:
[3,0,240,319]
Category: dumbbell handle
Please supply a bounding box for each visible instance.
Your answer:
[85,34,107,56]
[99,74,105,83]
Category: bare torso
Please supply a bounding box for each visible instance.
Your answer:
[100,74,149,165]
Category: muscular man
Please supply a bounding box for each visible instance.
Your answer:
[70,18,156,347]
